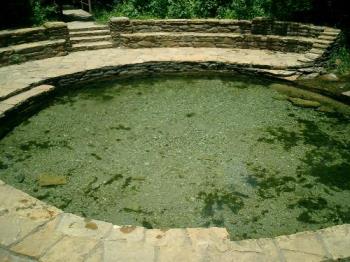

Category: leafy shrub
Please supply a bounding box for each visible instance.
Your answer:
[168,0,194,18]
[30,0,58,25]
[326,33,350,75]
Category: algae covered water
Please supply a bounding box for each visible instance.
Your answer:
[0,75,349,240]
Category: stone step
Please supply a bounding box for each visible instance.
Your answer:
[70,35,112,44]
[70,30,110,37]
[68,24,109,32]
[323,28,341,34]
[313,43,328,49]
[322,31,339,37]
[71,41,113,52]
[0,39,66,55]
[319,35,337,41]
[309,48,325,55]
[314,39,332,45]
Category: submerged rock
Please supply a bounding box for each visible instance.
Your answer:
[320,73,339,82]
[298,73,319,80]
[288,97,321,108]
[317,106,336,113]
[38,174,67,187]
[85,221,98,230]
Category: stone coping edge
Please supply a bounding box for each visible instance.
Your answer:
[0,178,350,261]
[0,61,349,139]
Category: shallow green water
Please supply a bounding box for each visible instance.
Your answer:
[1,75,350,240]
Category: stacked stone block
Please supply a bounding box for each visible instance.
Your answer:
[0,22,71,67]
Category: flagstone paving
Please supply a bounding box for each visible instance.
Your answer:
[0,47,306,101]
[0,179,349,261]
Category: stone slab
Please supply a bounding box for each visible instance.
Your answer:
[40,236,98,262]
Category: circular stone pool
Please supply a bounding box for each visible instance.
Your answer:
[0,74,349,240]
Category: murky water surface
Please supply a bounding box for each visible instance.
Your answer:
[1,75,349,240]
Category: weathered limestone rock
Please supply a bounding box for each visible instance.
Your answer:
[320,73,339,81]
[40,236,98,262]
[10,217,64,259]
[63,9,93,22]
[317,225,350,259]
[38,174,68,186]
[43,22,67,29]
[275,232,331,261]
[55,213,113,240]
[288,97,321,108]
[0,184,61,247]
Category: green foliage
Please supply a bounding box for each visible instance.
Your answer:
[148,0,169,18]
[30,0,57,25]
[93,0,315,21]
[326,34,350,75]
[167,0,194,18]
[9,54,26,64]
[269,0,312,20]
[229,0,267,19]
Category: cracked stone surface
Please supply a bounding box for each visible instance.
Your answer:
[0,180,349,261]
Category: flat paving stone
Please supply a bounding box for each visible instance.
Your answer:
[1,172,350,261]
[275,232,331,261]
[0,247,37,262]
[317,225,350,259]
[223,239,282,262]
[0,184,61,247]
[40,235,98,262]
[0,48,305,101]
[104,241,155,262]
[55,213,113,240]
[10,217,64,259]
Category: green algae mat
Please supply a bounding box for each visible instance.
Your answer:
[0,75,349,240]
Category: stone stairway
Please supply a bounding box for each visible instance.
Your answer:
[67,22,113,52]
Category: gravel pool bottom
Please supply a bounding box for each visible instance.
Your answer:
[0,75,350,240]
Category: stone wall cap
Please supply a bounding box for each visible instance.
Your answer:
[253,17,272,21]
[0,27,44,36]
[110,17,130,23]
[43,22,67,29]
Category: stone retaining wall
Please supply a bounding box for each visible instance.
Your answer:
[118,33,313,53]
[0,22,71,67]
[109,17,327,52]
[110,17,324,37]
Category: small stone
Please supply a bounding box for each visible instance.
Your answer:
[298,72,319,80]
[133,176,146,181]
[43,22,67,29]
[335,59,342,65]
[288,97,321,108]
[120,226,136,234]
[85,221,98,230]
[38,174,67,187]
[317,106,335,113]
[320,73,339,81]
